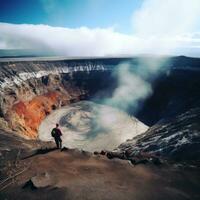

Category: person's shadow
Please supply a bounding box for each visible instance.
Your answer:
[22,147,58,160]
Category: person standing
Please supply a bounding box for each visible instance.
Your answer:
[51,123,63,149]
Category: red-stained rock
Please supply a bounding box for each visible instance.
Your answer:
[10,91,70,139]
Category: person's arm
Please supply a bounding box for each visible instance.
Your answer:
[59,128,63,136]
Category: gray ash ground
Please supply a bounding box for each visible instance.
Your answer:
[39,101,148,151]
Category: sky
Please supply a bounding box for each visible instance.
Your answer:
[0,0,142,34]
[0,0,200,57]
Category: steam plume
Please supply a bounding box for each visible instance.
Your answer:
[99,0,200,121]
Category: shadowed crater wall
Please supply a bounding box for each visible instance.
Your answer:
[0,55,200,153]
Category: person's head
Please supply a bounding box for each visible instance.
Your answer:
[56,123,59,128]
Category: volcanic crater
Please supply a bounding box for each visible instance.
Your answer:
[0,56,199,159]
[0,56,200,200]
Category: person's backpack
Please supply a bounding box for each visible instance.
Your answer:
[51,128,56,137]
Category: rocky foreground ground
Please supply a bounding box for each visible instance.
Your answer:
[0,147,200,200]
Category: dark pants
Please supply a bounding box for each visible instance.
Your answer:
[54,136,62,149]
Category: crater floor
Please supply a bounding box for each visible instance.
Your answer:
[39,101,148,151]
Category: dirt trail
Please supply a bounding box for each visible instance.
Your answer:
[1,148,200,200]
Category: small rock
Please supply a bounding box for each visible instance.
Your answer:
[150,157,162,165]
[106,151,124,159]
[130,158,149,165]
[61,147,69,152]
[106,152,114,159]
[100,150,106,155]
[94,151,99,155]
[30,172,52,188]
[81,150,92,157]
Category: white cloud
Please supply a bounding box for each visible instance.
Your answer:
[133,0,200,36]
[0,22,200,57]
[99,0,200,115]
[0,23,138,56]
[0,0,200,57]
[132,0,200,55]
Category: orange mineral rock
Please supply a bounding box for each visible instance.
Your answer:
[10,91,69,138]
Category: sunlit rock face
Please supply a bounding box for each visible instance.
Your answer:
[11,91,70,139]
[1,56,200,145]
[0,58,125,138]
[39,101,148,151]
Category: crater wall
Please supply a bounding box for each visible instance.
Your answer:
[0,56,200,142]
[0,58,128,138]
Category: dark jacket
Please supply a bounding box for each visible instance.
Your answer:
[51,128,62,138]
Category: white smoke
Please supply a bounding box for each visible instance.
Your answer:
[100,0,200,117]
[101,57,168,114]
[0,1,198,116]
[104,62,152,111]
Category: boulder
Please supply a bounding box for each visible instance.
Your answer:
[106,151,125,159]
[27,172,53,189]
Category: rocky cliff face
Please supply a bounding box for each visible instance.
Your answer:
[0,56,200,163]
[0,58,128,138]
[117,106,200,162]
[115,57,200,163]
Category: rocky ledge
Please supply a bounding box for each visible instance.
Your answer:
[1,148,200,200]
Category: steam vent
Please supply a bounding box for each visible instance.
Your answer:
[1,0,200,199]
[0,57,135,139]
[0,56,200,200]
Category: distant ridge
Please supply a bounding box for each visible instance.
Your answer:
[0,49,55,58]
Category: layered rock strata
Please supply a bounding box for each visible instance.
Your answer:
[0,58,123,138]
